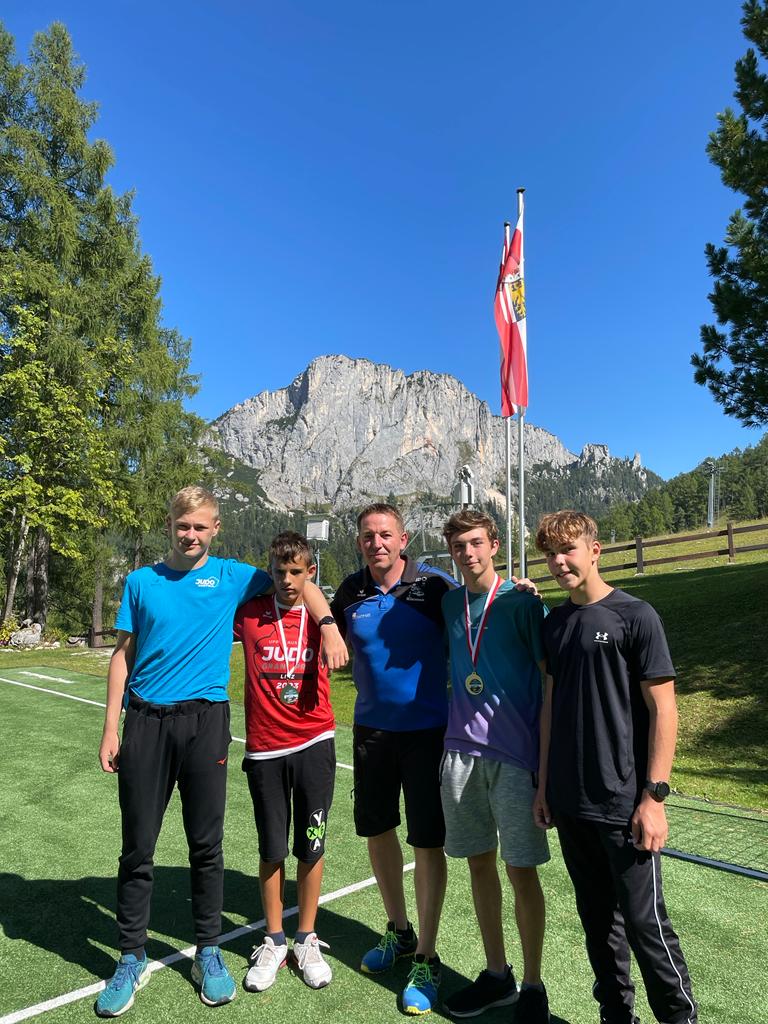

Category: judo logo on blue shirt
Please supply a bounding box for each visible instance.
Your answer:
[194,576,219,589]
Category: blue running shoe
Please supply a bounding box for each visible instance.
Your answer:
[191,946,236,1006]
[95,954,150,1017]
[360,921,417,974]
[402,955,441,1015]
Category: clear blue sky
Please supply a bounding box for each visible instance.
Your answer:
[4,1,764,478]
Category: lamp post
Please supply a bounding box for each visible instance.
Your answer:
[704,460,717,529]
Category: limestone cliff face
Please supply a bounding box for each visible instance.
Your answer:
[209,355,634,510]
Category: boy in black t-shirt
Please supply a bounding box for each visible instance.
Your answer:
[533,511,697,1024]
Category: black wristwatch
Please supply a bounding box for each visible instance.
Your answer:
[318,615,336,627]
[644,780,671,802]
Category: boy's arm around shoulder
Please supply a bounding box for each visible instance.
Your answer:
[99,630,135,773]
[303,580,349,670]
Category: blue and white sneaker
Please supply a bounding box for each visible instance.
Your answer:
[95,954,150,1017]
[360,921,417,973]
[402,954,441,1015]
[191,946,236,1006]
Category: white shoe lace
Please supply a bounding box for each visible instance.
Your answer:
[250,939,282,969]
[294,934,330,969]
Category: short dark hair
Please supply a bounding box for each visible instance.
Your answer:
[356,502,406,534]
[443,510,499,548]
[269,531,315,568]
[535,510,599,551]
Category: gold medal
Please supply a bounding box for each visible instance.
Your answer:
[465,672,484,695]
[463,575,501,698]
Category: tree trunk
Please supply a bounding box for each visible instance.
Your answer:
[2,513,29,623]
[133,532,143,571]
[91,560,104,648]
[26,528,51,629]
[25,543,36,621]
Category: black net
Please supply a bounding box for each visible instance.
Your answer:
[664,796,768,879]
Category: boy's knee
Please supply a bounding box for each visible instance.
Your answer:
[467,849,499,875]
[505,864,541,892]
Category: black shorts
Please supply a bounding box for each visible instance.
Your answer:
[352,724,446,848]
[242,738,335,864]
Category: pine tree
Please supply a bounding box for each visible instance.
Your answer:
[693,1,768,426]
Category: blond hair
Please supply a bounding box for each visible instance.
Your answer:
[169,486,220,519]
[535,510,598,551]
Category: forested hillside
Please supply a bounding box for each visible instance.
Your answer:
[597,435,768,540]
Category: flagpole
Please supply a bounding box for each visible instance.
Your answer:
[503,220,513,580]
[517,187,526,579]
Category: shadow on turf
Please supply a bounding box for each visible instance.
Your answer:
[0,865,227,979]
[0,866,572,1021]
[221,870,573,1022]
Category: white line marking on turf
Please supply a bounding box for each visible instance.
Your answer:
[0,679,356,774]
[18,670,77,685]
[0,864,416,1024]
[0,678,107,708]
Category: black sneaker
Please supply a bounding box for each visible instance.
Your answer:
[516,984,550,1023]
[444,968,518,1018]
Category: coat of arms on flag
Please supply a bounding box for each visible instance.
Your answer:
[494,195,528,416]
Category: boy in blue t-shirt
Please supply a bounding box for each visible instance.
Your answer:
[440,510,551,1024]
[96,487,346,1017]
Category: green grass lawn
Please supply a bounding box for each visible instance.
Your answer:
[0,672,765,1024]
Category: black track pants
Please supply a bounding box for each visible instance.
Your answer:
[116,696,231,953]
[555,814,697,1024]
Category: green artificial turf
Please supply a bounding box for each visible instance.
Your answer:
[1,670,767,1024]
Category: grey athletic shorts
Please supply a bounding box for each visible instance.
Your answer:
[440,750,550,867]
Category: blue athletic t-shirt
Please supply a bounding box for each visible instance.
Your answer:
[115,557,271,704]
[442,580,547,771]
[331,557,455,731]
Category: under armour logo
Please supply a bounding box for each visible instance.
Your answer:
[594,632,609,644]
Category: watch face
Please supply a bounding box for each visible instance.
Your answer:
[656,782,671,799]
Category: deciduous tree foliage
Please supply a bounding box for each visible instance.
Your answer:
[693,0,768,426]
[0,22,205,626]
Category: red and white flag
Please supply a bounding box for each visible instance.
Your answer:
[494,198,528,415]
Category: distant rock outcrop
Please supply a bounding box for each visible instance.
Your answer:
[209,355,655,512]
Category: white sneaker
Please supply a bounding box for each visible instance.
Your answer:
[244,936,288,992]
[292,933,332,989]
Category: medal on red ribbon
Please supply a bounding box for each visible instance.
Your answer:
[464,574,502,695]
[274,597,306,704]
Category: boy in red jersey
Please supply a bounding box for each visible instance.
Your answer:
[234,532,336,993]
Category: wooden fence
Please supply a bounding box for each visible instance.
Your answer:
[505,521,768,583]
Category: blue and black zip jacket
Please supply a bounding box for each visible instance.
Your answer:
[331,557,456,732]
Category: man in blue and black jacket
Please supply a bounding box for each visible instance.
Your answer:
[331,502,456,1015]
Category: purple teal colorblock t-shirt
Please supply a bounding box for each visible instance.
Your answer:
[442,580,546,771]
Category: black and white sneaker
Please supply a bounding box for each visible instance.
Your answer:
[444,967,518,1018]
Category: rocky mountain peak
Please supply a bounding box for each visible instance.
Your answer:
[209,355,652,512]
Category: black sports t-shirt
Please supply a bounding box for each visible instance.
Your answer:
[542,588,675,824]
